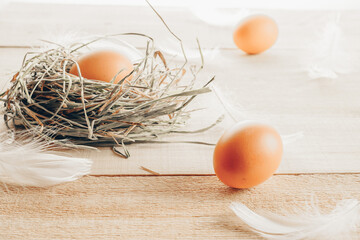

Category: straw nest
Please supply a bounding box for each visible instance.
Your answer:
[0,33,216,157]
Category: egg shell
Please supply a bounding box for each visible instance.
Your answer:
[213,123,283,188]
[233,15,278,54]
[69,50,134,84]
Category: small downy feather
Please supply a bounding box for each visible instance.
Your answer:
[0,130,92,187]
[210,83,246,123]
[307,13,356,80]
[190,5,250,27]
[230,199,360,240]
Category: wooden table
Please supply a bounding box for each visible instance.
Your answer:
[0,3,359,239]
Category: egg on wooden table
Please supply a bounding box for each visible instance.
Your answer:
[213,123,283,188]
[233,15,278,54]
[69,50,134,83]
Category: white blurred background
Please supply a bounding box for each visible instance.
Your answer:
[1,0,360,9]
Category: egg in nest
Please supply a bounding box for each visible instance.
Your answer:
[69,50,134,83]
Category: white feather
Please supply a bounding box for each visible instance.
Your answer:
[230,199,360,240]
[0,130,92,187]
[307,13,356,80]
[210,83,246,123]
[211,84,304,145]
[190,6,250,27]
[38,31,144,63]
[281,132,304,145]
[155,37,220,62]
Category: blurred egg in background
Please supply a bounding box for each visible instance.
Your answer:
[233,15,278,54]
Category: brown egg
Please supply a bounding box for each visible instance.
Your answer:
[213,123,283,188]
[233,15,278,54]
[69,50,134,84]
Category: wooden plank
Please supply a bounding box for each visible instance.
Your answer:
[0,174,359,239]
[0,47,360,174]
[0,48,360,175]
[0,3,359,50]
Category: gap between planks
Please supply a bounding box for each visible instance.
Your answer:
[91,172,360,177]
[0,45,32,49]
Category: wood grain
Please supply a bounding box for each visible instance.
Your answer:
[0,174,359,239]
